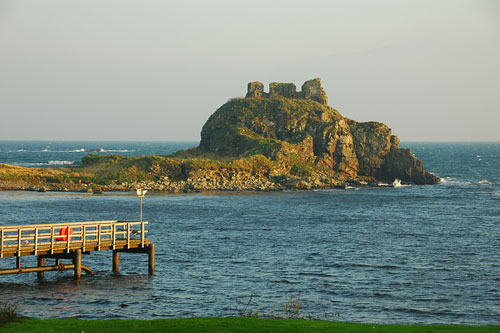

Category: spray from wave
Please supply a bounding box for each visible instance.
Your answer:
[48,160,74,166]
[439,177,495,186]
[11,161,75,167]
[10,148,135,153]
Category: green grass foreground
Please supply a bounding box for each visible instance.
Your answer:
[1,317,498,333]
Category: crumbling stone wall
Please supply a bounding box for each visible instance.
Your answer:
[247,81,265,98]
[246,78,328,105]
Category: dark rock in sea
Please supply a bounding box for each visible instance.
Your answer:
[92,188,104,195]
[376,147,440,185]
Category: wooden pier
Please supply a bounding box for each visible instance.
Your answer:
[0,220,154,280]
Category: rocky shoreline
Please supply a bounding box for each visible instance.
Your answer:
[0,173,417,194]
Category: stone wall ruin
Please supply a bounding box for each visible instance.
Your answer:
[246,78,328,105]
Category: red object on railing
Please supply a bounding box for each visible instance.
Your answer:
[56,226,73,241]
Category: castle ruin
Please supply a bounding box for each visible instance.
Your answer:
[246,78,328,105]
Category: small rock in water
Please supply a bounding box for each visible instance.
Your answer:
[93,188,104,195]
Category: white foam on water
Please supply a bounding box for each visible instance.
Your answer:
[87,148,134,153]
[439,177,472,186]
[11,162,45,167]
[478,180,491,185]
[14,148,134,153]
[48,160,74,166]
[102,149,135,153]
[13,160,74,166]
[392,179,402,188]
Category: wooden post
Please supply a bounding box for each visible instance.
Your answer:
[82,224,86,252]
[37,256,45,279]
[55,258,60,266]
[97,225,102,251]
[16,255,21,270]
[141,221,145,248]
[127,223,130,249]
[34,228,38,255]
[0,228,4,258]
[148,244,155,275]
[17,228,21,257]
[112,250,119,273]
[73,249,81,280]
[50,226,54,254]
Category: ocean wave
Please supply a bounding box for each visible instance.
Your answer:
[392,179,409,188]
[440,177,495,186]
[439,177,471,186]
[11,162,46,167]
[48,160,74,166]
[11,160,75,167]
[9,148,135,153]
[91,149,135,153]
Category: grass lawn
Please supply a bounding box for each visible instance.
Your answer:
[1,317,498,332]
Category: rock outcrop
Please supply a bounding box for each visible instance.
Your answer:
[201,78,438,185]
[0,78,439,193]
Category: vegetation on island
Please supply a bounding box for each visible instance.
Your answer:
[0,79,439,193]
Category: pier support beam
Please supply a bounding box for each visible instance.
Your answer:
[73,249,81,280]
[112,250,119,273]
[16,256,21,270]
[0,264,94,276]
[148,244,155,275]
[37,256,45,280]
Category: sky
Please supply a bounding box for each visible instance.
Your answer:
[0,0,499,142]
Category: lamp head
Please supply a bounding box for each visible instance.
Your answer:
[136,189,147,197]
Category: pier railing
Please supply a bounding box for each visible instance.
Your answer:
[0,220,148,258]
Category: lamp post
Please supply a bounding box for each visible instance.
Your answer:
[136,189,148,222]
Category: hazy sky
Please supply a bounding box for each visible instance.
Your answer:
[0,0,499,141]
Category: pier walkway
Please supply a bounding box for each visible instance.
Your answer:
[0,220,154,279]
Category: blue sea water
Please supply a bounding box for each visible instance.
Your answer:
[0,141,198,167]
[0,141,499,325]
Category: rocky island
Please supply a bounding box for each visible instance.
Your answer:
[0,79,439,192]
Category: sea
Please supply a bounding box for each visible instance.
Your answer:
[0,141,498,325]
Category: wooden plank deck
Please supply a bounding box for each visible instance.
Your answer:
[0,220,154,279]
[0,239,151,258]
